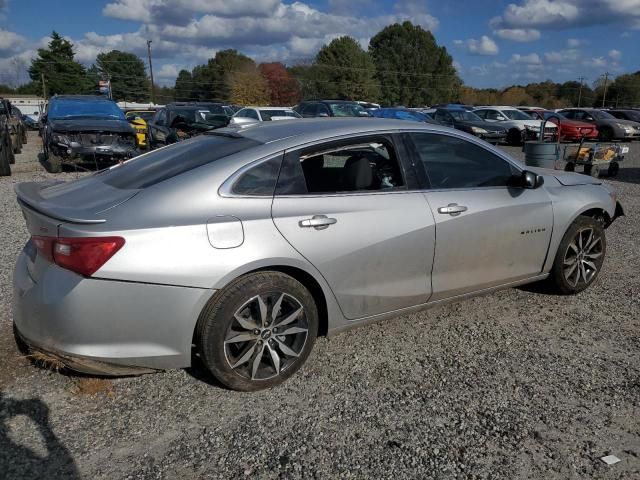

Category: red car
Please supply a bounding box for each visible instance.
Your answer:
[524,108,599,142]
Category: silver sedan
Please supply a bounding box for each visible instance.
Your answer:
[13,119,624,391]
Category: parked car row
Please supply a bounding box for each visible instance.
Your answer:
[0,97,28,176]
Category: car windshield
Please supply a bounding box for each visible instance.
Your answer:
[592,110,615,120]
[542,111,567,120]
[126,111,155,121]
[99,134,261,189]
[170,109,218,125]
[328,103,367,117]
[260,110,301,121]
[502,109,533,120]
[48,99,125,120]
[449,110,483,122]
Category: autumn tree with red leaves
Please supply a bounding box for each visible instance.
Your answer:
[258,62,300,106]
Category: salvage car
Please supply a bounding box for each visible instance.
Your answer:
[0,99,14,175]
[124,109,156,149]
[370,107,440,125]
[230,107,301,126]
[41,96,139,173]
[428,107,507,144]
[13,119,623,391]
[1,97,21,157]
[11,105,28,150]
[523,109,599,142]
[558,108,640,142]
[294,100,371,118]
[147,103,230,148]
[473,106,556,145]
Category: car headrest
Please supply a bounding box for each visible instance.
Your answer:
[344,156,373,190]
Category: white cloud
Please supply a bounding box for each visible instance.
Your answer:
[510,52,541,64]
[456,36,499,55]
[608,49,622,59]
[493,28,540,42]
[544,49,579,63]
[0,28,26,54]
[492,0,640,30]
[567,38,586,48]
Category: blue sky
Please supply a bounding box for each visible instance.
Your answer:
[0,0,638,88]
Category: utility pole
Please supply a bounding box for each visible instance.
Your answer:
[147,40,155,105]
[577,76,585,107]
[40,73,47,99]
[601,72,610,108]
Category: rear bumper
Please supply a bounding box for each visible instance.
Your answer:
[13,252,213,375]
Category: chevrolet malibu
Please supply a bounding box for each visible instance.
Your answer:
[13,119,624,391]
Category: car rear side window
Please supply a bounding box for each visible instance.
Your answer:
[407,133,517,190]
[231,155,283,196]
[276,136,405,195]
[100,134,261,189]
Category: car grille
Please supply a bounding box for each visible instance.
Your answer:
[68,133,133,146]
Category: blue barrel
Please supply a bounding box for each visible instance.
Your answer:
[524,141,559,169]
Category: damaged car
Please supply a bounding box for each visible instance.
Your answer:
[41,95,139,173]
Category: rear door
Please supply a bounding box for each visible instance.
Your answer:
[405,131,553,301]
[271,134,435,319]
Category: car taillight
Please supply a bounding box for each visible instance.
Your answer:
[32,236,124,277]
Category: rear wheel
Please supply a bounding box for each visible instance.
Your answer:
[197,272,318,391]
[0,141,11,176]
[548,216,606,294]
[607,161,620,177]
[584,164,600,178]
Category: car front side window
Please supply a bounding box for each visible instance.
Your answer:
[276,137,405,195]
[407,133,518,190]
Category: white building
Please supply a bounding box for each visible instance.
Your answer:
[4,95,46,120]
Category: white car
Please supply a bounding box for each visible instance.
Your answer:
[231,107,301,126]
[473,106,556,145]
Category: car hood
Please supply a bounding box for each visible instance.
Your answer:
[49,118,134,134]
[527,167,602,186]
[462,120,505,132]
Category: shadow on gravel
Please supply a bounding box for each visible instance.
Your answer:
[614,167,640,185]
[516,280,565,296]
[184,352,229,390]
[0,392,80,479]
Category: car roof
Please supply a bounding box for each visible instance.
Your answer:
[303,99,358,104]
[243,106,295,111]
[217,117,448,146]
[51,95,111,102]
[475,106,520,110]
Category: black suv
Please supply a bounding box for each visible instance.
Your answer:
[430,107,507,144]
[0,98,16,176]
[293,100,371,118]
[41,95,138,173]
[146,102,232,148]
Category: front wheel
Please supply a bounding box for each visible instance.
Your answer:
[548,216,606,294]
[197,272,318,391]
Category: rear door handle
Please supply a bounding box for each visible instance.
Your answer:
[437,203,468,216]
[298,215,337,230]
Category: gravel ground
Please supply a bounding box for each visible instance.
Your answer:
[0,134,638,479]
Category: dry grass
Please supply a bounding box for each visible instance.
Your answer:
[69,378,115,397]
[26,351,66,372]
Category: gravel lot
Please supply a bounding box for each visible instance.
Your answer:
[1,133,638,479]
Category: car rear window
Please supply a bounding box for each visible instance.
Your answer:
[99,134,261,189]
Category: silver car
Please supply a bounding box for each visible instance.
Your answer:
[13,119,624,391]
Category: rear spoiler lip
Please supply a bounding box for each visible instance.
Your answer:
[15,183,107,225]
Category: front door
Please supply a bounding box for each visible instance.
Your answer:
[271,135,436,319]
[405,132,553,300]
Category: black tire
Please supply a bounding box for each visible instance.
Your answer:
[0,141,11,176]
[197,272,318,391]
[607,161,619,177]
[564,162,575,172]
[21,126,27,145]
[43,152,62,173]
[13,137,21,154]
[548,216,606,295]
[598,127,613,142]
[507,128,522,146]
[584,164,600,178]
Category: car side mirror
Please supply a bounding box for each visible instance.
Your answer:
[317,113,329,118]
[585,116,594,122]
[521,170,544,189]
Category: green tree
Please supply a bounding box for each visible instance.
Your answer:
[369,21,460,106]
[557,80,593,107]
[28,31,89,96]
[229,66,270,105]
[174,69,193,101]
[608,72,640,107]
[314,36,380,101]
[95,50,149,102]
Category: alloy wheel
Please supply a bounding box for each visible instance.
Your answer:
[563,227,603,288]
[224,293,309,381]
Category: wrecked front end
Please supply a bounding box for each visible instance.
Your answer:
[49,130,139,166]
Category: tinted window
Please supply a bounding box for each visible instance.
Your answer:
[408,133,517,189]
[328,103,365,117]
[232,155,282,195]
[592,110,615,120]
[277,137,405,195]
[100,134,261,189]
[155,110,167,126]
[301,104,318,117]
[503,109,532,120]
[48,99,125,120]
[244,109,259,120]
[260,110,299,121]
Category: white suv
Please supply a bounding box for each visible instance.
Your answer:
[473,106,556,145]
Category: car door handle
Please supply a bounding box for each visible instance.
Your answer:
[298,215,337,230]
[438,203,468,216]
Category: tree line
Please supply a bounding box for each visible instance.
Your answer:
[2,25,639,109]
